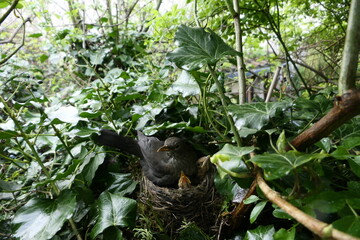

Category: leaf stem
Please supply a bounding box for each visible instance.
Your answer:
[207,64,242,146]
[0,96,60,195]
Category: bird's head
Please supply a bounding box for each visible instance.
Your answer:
[157,137,184,152]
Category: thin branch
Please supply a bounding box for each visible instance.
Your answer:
[338,0,360,94]
[0,17,29,44]
[0,0,20,25]
[0,17,31,66]
[278,57,329,83]
[265,66,282,102]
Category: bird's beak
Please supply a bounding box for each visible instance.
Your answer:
[157,145,171,152]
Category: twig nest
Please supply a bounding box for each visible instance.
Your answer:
[138,157,221,234]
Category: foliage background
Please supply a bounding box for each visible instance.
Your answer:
[0,0,359,239]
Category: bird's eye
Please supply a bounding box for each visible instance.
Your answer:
[175,144,180,149]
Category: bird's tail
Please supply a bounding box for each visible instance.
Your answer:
[94,129,143,158]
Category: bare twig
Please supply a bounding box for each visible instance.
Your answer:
[0,17,31,66]
[265,66,282,102]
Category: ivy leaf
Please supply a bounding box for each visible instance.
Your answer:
[168,70,200,97]
[12,190,76,240]
[211,144,254,178]
[79,152,106,185]
[178,223,210,240]
[349,156,360,178]
[90,50,108,65]
[307,191,346,214]
[249,151,328,180]
[244,225,275,240]
[243,195,260,204]
[250,201,267,224]
[167,25,240,70]
[106,173,138,196]
[333,117,360,148]
[228,102,287,131]
[45,106,81,125]
[332,216,360,237]
[274,228,296,240]
[90,192,137,239]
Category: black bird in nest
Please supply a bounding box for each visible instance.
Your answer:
[94,129,198,187]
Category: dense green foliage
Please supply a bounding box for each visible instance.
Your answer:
[0,0,359,239]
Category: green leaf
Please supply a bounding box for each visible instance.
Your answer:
[211,144,254,178]
[276,130,287,154]
[103,227,123,239]
[79,152,105,185]
[228,102,287,131]
[332,216,360,237]
[250,201,267,224]
[249,151,328,180]
[90,192,137,239]
[244,225,275,240]
[39,54,49,63]
[0,1,10,8]
[167,25,240,70]
[169,70,200,96]
[106,173,138,196]
[0,180,21,191]
[349,156,360,178]
[178,223,210,240]
[28,33,43,38]
[272,207,292,220]
[342,136,360,150]
[0,130,17,139]
[243,195,260,204]
[90,50,107,65]
[214,175,248,201]
[13,190,76,240]
[45,106,80,125]
[308,191,346,213]
[274,228,296,240]
[334,117,360,148]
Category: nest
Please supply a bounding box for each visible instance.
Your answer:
[138,164,222,235]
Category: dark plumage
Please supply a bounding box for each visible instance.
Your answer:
[95,129,198,187]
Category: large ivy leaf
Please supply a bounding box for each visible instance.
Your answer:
[249,151,328,180]
[211,144,254,178]
[167,25,240,70]
[244,225,275,240]
[90,192,137,239]
[228,102,287,131]
[12,190,76,240]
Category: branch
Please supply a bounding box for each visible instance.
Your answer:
[0,17,30,44]
[256,170,360,240]
[0,17,31,66]
[277,57,329,83]
[286,89,360,151]
[0,0,20,25]
[338,0,360,94]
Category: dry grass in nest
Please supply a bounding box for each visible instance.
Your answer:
[138,167,222,235]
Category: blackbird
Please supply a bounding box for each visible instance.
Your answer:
[95,129,198,187]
